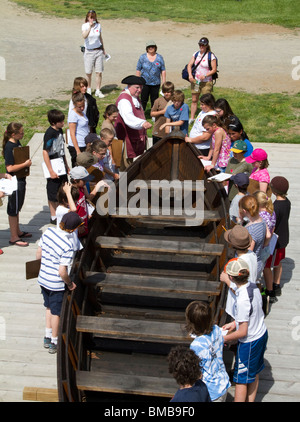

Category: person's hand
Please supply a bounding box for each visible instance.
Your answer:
[67,281,77,291]
[143,121,152,130]
[62,182,71,193]
[95,180,110,191]
[4,173,12,180]
[50,169,59,179]
[188,75,195,83]
[25,159,32,167]
[185,136,192,143]
[159,123,166,131]
[220,271,231,287]
[204,164,214,172]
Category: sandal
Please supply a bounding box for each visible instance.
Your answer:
[9,239,29,247]
[19,231,32,238]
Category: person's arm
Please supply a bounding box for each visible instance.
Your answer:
[82,22,92,39]
[42,150,58,179]
[223,321,248,343]
[185,132,211,144]
[62,182,77,212]
[58,265,76,291]
[68,122,80,155]
[161,69,166,84]
[99,32,106,55]
[36,246,42,260]
[187,55,196,83]
[118,98,151,130]
[160,118,185,134]
[259,181,268,193]
[6,159,32,174]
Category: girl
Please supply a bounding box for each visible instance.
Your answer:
[3,123,32,247]
[245,148,270,193]
[101,104,118,137]
[239,195,271,278]
[68,76,99,132]
[227,116,253,158]
[198,115,231,172]
[214,98,235,130]
[185,301,230,402]
[67,92,89,167]
[185,93,216,156]
[86,139,107,173]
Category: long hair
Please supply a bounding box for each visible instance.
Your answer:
[185,301,213,336]
[2,122,23,158]
[202,114,227,131]
[254,191,274,215]
[239,195,259,218]
[86,139,107,154]
[85,10,98,23]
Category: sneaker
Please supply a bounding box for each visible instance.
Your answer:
[273,284,282,296]
[50,218,57,225]
[48,342,57,354]
[87,87,92,94]
[43,337,51,349]
[95,89,105,98]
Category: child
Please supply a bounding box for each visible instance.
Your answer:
[43,109,69,225]
[198,114,231,172]
[36,212,82,353]
[229,172,250,224]
[225,140,253,201]
[160,90,189,136]
[101,104,118,137]
[3,122,32,247]
[263,176,291,301]
[185,93,216,156]
[86,139,108,174]
[167,345,211,402]
[0,172,13,254]
[150,81,174,144]
[100,128,120,181]
[227,116,253,158]
[70,166,108,238]
[222,258,268,402]
[185,301,230,402]
[214,98,235,131]
[245,148,270,193]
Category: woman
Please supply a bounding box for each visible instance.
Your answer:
[69,77,99,133]
[136,40,166,110]
[81,10,106,98]
[187,37,217,123]
[68,93,89,167]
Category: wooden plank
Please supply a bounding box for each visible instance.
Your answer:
[76,316,190,344]
[76,370,177,397]
[109,209,219,222]
[23,387,58,402]
[100,304,186,322]
[95,236,224,256]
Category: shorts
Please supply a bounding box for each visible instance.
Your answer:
[7,178,26,216]
[41,286,65,316]
[233,330,268,384]
[191,81,213,95]
[84,48,104,74]
[265,248,285,268]
[46,175,68,202]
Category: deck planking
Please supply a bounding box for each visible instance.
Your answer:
[0,135,299,401]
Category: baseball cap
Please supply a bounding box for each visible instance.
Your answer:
[245,148,268,163]
[59,211,84,232]
[146,40,157,48]
[230,139,247,153]
[230,172,249,187]
[224,225,252,249]
[198,37,209,45]
[270,176,289,195]
[225,258,249,277]
[70,165,94,182]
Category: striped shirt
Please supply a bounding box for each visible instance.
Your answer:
[38,227,75,291]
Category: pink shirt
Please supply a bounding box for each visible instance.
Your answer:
[250,168,270,183]
[211,129,231,169]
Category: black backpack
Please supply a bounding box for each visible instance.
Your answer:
[208,51,219,84]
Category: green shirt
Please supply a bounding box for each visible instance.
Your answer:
[225,158,253,201]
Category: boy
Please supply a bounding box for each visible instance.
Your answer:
[222,258,268,402]
[160,90,189,135]
[263,176,291,300]
[150,81,175,144]
[100,128,119,181]
[36,212,82,353]
[167,345,211,402]
[43,109,69,224]
[229,172,249,224]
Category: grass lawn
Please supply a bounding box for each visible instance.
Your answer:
[14,0,300,28]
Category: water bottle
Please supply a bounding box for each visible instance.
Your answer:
[194,79,200,92]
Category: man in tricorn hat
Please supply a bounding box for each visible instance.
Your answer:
[115,75,152,170]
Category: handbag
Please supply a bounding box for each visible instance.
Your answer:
[181,51,206,81]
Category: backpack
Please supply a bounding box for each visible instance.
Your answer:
[208,51,219,84]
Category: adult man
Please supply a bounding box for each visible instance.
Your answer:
[115,75,152,170]
[36,212,82,353]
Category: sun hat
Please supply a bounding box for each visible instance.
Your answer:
[230,139,247,153]
[230,172,249,187]
[121,75,146,85]
[59,212,84,232]
[224,225,252,249]
[245,148,268,163]
[70,165,94,182]
[198,37,209,45]
[76,152,98,168]
[225,257,249,277]
[270,176,289,195]
[146,40,157,48]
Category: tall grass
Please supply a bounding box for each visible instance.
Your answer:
[13,0,300,28]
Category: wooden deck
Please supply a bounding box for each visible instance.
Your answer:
[0,134,299,402]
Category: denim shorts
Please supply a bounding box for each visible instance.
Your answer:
[41,286,65,316]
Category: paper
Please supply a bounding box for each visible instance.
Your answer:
[207,172,232,182]
[269,233,279,255]
[42,157,66,179]
[200,159,212,167]
[0,176,18,195]
[222,329,228,337]
[105,53,111,62]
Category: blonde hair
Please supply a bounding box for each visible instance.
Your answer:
[254,191,274,215]
[239,195,259,217]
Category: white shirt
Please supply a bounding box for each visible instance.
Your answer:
[189,110,217,150]
[117,89,146,130]
[82,22,102,50]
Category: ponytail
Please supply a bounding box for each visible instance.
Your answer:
[2,122,23,157]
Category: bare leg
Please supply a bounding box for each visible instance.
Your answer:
[48,200,58,219]
[190,93,200,120]
[247,374,259,402]
[95,72,102,91]
[86,73,92,90]
[234,383,248,402]
[9,214,20,242]
[273,263,282,286]
[263,267,273,291]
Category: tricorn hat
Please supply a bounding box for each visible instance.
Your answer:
[121,75,146,85]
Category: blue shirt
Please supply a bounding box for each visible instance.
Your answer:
[165,103,189,135]
[170,380,211,402]
[136,53,166,85]
[190,325,231,401]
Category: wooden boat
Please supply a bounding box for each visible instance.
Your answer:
[57,132,231,402]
